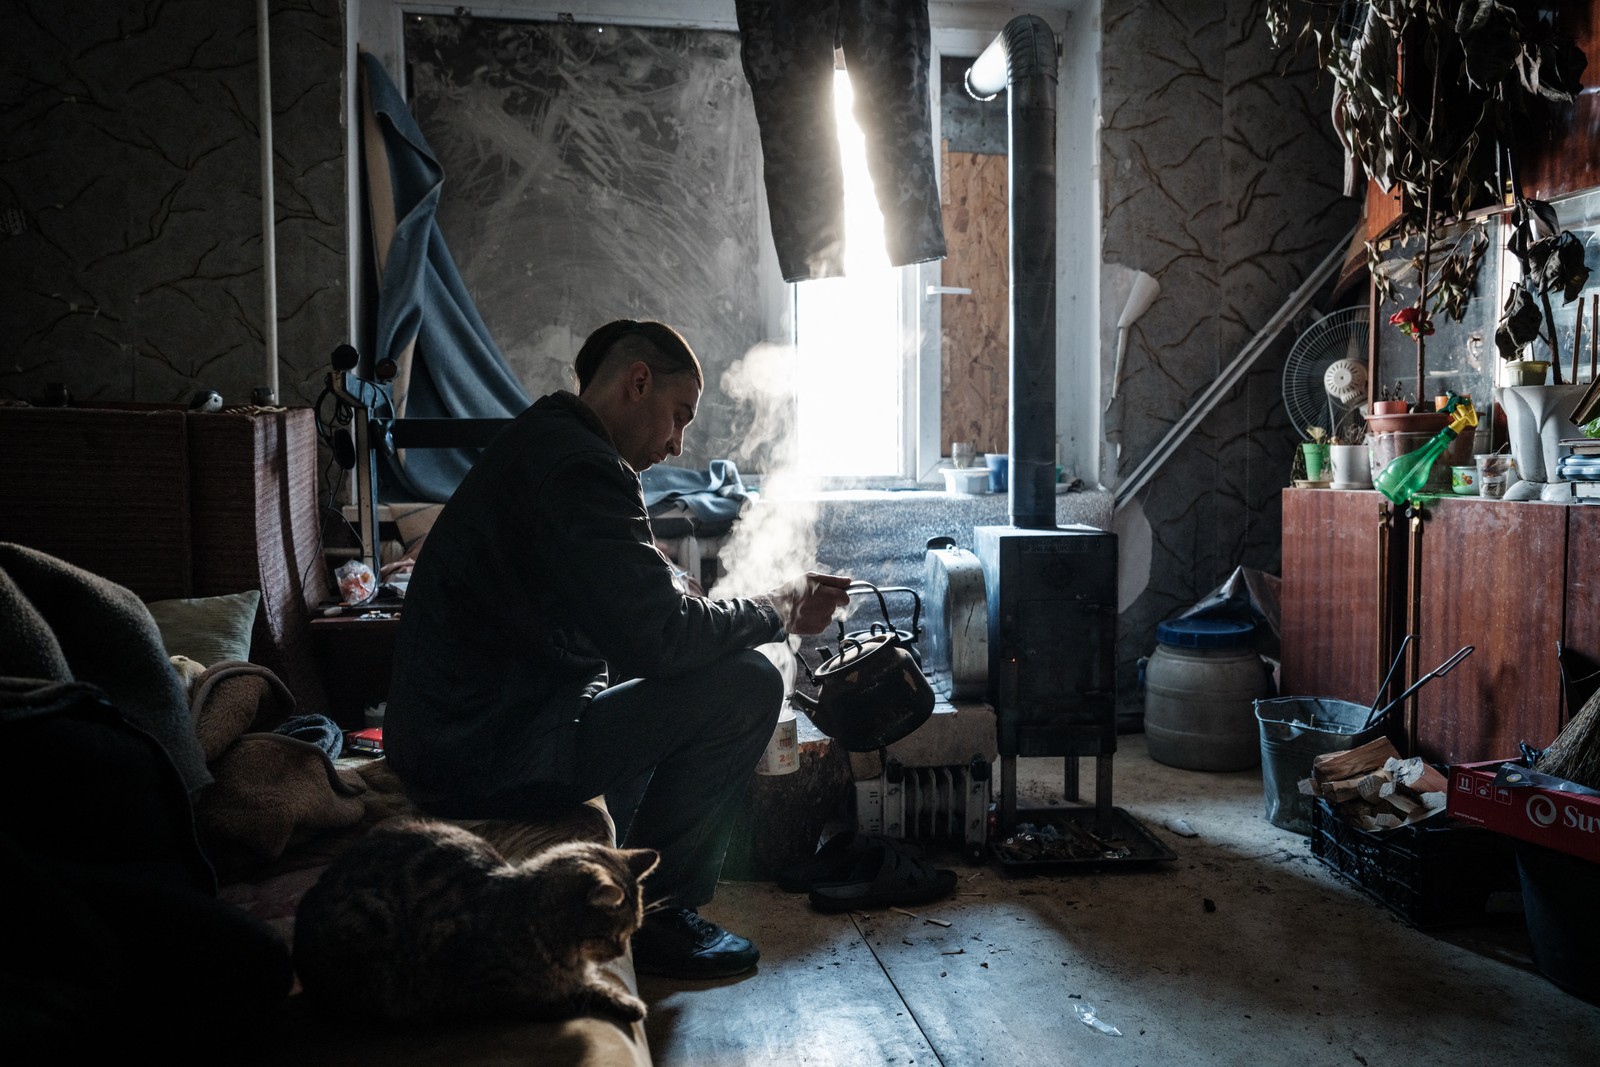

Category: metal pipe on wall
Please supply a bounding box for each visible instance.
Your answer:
[967,15,1058,530]
[257,0,280,403]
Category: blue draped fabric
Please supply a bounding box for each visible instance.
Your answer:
[360,52,532,503]
[640,460,752,537]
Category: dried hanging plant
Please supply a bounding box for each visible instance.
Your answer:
[1498,188,1595,365]
[1267,1,1586,381]
[1367,223,1489,326]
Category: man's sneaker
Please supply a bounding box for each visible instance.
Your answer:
[631,907,760,979]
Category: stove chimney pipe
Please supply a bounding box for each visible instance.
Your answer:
[966,15,1058,530]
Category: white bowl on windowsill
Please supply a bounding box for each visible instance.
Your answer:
[941,467,991,494]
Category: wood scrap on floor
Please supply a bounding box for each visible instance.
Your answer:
[1297,737,1447,830]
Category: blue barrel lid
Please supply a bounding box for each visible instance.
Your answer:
[1156,617,1256,649]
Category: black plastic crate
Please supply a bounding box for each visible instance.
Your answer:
[1310,796,1520,929]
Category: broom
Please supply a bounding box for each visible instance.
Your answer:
[1536,685,1600,791]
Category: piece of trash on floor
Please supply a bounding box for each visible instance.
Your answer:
[891,906,952,927]
[1073,1003,1122,1036]
[1203,898,1217,912]
[1165,817,1198,837]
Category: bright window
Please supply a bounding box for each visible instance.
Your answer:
[791,68,909,480]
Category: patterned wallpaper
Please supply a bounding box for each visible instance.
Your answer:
[1099,0,1358,682]
[0,0,345,410]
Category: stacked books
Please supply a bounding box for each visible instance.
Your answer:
[1561,437,1600,501]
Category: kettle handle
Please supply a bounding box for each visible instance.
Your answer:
[840,581,922,643]
[801,637,866,686]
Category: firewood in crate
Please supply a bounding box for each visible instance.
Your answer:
[1390,756,1447,794]
[1318,775,1370,804]
[1301,737,1450,829]
[1382,790,1424,816]
[1308,737,1401,790]
[1355,766,1397,804]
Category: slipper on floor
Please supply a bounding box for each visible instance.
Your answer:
[775,833,929,893]
[775,831,862,893]
[806,841,957,913]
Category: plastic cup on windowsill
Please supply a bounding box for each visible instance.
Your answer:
[984,453,1009,492]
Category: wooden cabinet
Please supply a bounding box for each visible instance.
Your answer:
[1282,489,1593,765]
[1409,496,1568,762]
[1280,488,1406,705]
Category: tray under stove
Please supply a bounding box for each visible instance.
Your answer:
[991,805,1177,872]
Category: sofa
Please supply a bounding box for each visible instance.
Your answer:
[0,403,652,1066]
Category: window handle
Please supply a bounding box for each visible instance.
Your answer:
[924,285,973,298]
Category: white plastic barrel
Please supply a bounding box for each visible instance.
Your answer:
[1144,618,1274,771]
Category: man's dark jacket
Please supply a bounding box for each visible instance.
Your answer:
[384,392,784,809]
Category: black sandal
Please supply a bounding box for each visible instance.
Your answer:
[806,840,957,913]
[774,831,863,892]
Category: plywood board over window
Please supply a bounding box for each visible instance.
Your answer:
[939,143,1009,457]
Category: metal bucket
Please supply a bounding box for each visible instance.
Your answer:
[1255,697,1388,835]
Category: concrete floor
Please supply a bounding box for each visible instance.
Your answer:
[640,733,1600,1066]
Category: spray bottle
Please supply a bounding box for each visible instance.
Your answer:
[1374,393,1479,504]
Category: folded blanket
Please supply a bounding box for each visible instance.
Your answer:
[191,660,299,762]
[189,660,367,872]
[200,734,367,869]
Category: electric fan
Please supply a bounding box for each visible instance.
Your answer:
[1282,306,1370,441]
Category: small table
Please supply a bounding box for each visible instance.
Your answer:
[309,606,402,729]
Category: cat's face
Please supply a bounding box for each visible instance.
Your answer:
[530,843,658,963]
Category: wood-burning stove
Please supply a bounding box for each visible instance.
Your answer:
[976,524,1117,827]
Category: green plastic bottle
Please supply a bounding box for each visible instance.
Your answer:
[1374,393,1479,504]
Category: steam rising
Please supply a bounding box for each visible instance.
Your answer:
[713,343,824,600]
[713,343,829,696]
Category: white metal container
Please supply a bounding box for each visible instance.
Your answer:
[923,537,988,700]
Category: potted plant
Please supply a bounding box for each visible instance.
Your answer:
[1328,414,1371,489]
[1299,425,1331,485]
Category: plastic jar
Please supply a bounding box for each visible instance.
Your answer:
[1143,618,1274,771]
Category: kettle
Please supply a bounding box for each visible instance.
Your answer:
[792,582,935,752]
[836,584,923,667]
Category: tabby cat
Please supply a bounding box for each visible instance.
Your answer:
[293,818,659,1024]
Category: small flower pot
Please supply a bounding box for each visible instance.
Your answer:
[1505,360,1551,387]
[1300,442,1330,482]
[1329,444,1372,488]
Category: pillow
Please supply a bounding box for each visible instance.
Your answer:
[146,590,261,668]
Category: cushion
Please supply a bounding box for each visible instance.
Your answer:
[147,590,261,667]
